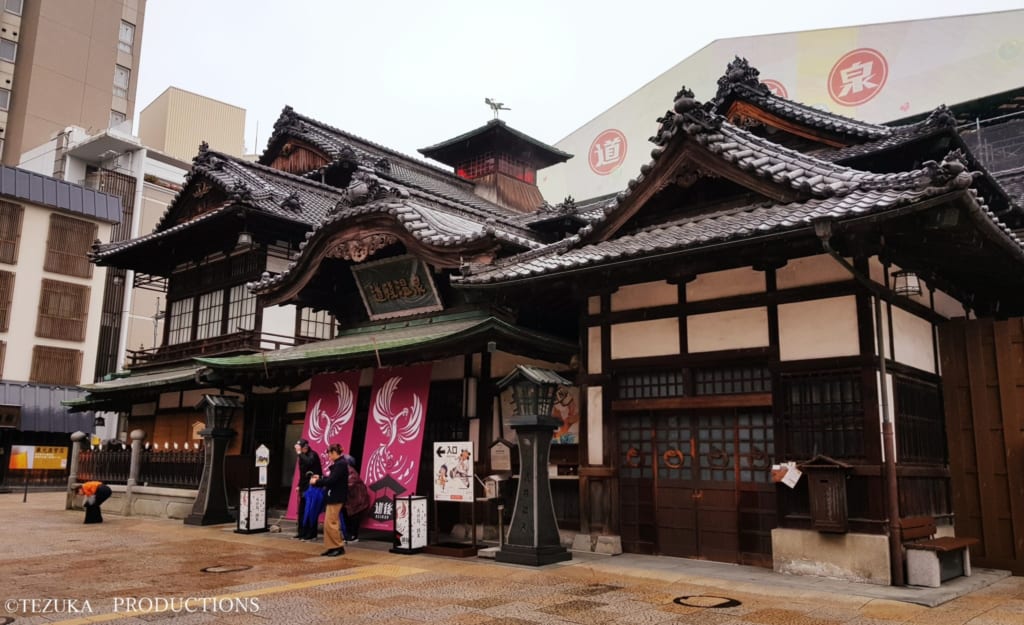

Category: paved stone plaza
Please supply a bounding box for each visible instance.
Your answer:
[1,492,1022,625]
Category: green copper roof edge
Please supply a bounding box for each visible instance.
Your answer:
[196,316,575,370]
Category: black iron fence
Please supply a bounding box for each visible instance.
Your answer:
[139,449,204,489]
[77,448,131,484]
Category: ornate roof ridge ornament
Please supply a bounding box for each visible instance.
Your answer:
[920,104,957,130]
[335,172,409,209]
[281,192,302,212]
[924,149,979,190]
[715,56,770,102]
[326,233,399,263]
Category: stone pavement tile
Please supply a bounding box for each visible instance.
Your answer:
[805,605,865,622]
[607,608,681,624]
[670,612,751,625]
[836,619,907,625]
[903,606,1002,625]
[596,598,662,614]
[859,599,929,621]
[742,607,843,625]
[961,608,1024,625]
[475,618,549,625]
[566,582,624,596]
[456,596,514,609]
[521,592,581,607]
[538,598,609,617]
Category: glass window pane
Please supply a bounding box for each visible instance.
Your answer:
[0,39,16,63]
[4,0,22,16]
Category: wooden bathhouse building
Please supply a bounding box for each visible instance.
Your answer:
[71,58,1024,582]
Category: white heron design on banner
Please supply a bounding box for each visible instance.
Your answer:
[306,380,354,447]
[364,375,424,485]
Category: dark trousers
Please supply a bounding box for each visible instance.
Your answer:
[342,509,364,540]
[84,484,112,524]
[297,490,315,538]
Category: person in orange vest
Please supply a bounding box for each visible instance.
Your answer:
[76,481,112,524]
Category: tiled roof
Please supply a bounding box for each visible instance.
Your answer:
[455,182,983,286]
[260,107,530,221]
[419,118,573,169]
[996,168,1024,207]
[92,146,348,261]
[0,165,121,223]
[712,57,944,142]
[455,87,994,286]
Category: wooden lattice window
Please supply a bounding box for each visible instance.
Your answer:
[895,377,947,464]
[0,269,12,331]
[0,200,23,264]
[694,366,772,395]
[616,369,686,399]
[36,279,90,341]
[30,345,82,385]
[297,307,335,340]
[44,214,97,278]
[781,370,864,459]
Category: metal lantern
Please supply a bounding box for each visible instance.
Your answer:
[892,270,922,297]
[497,366,573,418]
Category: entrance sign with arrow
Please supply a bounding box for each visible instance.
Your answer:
[433,441,473,502]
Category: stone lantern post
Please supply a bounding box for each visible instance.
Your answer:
[495,365,572,566]
[185,395,240,526]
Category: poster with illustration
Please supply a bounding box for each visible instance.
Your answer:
[433,441,473,502]
[499,385,580,445]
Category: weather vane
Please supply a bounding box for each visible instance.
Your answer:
[485,97,510,119]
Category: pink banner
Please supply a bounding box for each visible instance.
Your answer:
[285,371,361,519]
[361,364,432,531]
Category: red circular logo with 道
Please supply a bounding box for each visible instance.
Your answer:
[761,79,788,99]
[828,48,888,106]
[588,129,628,175]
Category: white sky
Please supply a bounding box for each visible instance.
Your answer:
[135,0,1024,160]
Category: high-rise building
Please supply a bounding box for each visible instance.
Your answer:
[0,0,146,166]
[139,87,246,162]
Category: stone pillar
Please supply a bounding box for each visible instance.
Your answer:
[496,415,571,566]
[184,426,235,526]
[66,431,87,510]
[127,429,146,488]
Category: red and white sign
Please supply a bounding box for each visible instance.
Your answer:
[761,79,788,99]
[828,48,888,106]
[589,129,627,175]
[286,371,360,519]
[361,364,432,531]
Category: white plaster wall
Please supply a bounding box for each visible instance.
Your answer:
[1,208,110,384]
[610,280,676,311]
[779,296,860,361]
[932,288,964,319]
[587,386,603,465]
[490,352,567,378]
[587,296,600,315]
[261,304,296,340]
[587,326,602,374]
[687,266,764,301]
[891,307,936,373]
[776,254,851,289]
[610,318,679,359]
[877,370,895,462]
[430,355,464,380]
[687,307,769,353]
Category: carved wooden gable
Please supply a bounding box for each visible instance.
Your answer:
[266,140,330,175]
[166,175,229,227]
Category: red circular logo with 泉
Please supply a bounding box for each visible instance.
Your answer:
[828,48,888,106]
[761,79,788,98]
[588,129,628,175]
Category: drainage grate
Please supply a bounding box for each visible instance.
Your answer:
[673,595,742,609]
[201,565,253,573]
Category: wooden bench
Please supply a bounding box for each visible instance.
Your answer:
[900,516,979,588]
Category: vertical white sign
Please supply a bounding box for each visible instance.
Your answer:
[433,441,474,502]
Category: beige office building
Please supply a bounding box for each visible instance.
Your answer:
[0,0,146,166]
[139,87,246,161]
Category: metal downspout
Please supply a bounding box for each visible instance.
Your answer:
[812,221,905,587]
